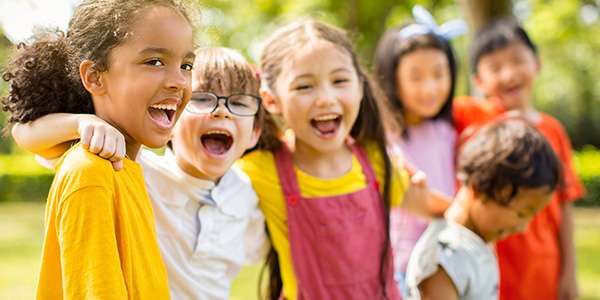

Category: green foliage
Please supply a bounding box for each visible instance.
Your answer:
[0,155,53,202]
[573,145,600,207]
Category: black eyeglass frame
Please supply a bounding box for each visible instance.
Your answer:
[186,91,262,117]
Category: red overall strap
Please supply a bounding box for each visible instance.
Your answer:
[273,144,302,206]
[349,142,380,193]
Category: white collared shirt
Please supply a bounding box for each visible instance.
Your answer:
[137,149,269,300]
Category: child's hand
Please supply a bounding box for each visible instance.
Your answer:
[78,115,125,171]
[409,170,427,189]
[557,268,578,300]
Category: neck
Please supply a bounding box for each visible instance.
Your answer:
[292,139,354,179]
[444,186,479,235]
[403,110,423,125]
[125,140,142,161]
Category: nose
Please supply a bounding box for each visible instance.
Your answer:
[423,78,438,97]
[165,65,188,93]
[210,98,232,119]
[315,86,336,108]
[499,65,517,84]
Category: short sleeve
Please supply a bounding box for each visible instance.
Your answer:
[550,120,586,203]
[56,186,128,298]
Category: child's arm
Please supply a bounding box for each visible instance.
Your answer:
[558,202,578,300]
[418,266,459,300]
[11,113,125,171]
[401,171,452,219]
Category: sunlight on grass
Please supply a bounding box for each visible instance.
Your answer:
[0,203,598,300]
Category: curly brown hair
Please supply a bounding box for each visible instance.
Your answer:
[457,119,561,205]
[2,0,194,128]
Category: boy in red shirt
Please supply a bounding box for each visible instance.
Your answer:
[453,18,585,300]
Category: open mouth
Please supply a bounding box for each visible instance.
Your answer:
[311,114,341,136]
[149,104,177,126]
[201,130,233,155]
[503,85,522,96]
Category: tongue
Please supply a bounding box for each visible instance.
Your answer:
[203,137,227,154]
[314,120,336,134]
[149,107,169,125]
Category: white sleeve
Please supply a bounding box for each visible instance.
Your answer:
[35,154,59,170]
[243,205,270,265]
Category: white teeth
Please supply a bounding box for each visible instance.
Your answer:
[313,114,338,121]
[150,104,177,110]
[205,130,231,137]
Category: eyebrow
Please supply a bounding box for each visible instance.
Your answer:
[293,67,353,80]
[140,47,196,60]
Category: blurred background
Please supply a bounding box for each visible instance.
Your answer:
[0,0,599,299]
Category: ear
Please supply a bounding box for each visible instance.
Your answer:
[246,125,261,149]
[472,73,485,92]
[79,60,106,96]
[260,87,281,114]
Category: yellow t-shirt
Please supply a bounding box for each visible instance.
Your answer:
[35,144,170,299]
[235,143,409,299]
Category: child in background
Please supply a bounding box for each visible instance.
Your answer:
[373,4,467,292]
[454,18,585,300]
[236,19,449,300]
[1,0,196,298]
[404,119,561,300]
[11,47,274,300]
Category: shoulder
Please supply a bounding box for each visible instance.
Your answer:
[57,144,115,183]
[236,149,277,180]
[220,167,258,198]
[537,113,569,137]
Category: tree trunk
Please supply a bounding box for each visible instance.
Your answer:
[458,0,514,32]
[457,0,513,96]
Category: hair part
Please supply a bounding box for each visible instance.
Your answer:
[470,17,537,74]
[259,18,395,299]
[2,0,195,128]
[374,24,458,135]
[457,119,561,206]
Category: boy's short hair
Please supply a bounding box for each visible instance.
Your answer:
[470,18,537,74]
[457,119,561,205]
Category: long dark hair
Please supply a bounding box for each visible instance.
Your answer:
[2,0,194,127]
[374,24,458,135]
[259,19,395,299]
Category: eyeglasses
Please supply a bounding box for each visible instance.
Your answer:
[186,91,262,117]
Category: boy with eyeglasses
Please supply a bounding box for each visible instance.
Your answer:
[12,47,274,300]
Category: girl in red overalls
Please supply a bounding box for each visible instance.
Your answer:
[236,19,449,300]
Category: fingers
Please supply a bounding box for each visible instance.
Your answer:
[77,116,126,163]
[111,160,123,172]
[410,171,428,188]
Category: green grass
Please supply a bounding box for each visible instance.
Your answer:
[1,202,599,299]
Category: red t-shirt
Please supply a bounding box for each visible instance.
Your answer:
[453,96,586,300]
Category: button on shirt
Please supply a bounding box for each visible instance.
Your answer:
[139,149,269,300]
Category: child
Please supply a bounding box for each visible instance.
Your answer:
[11,47,274,300]
[373,4,467,292]
[454,18,585,300]
[1,0,196,298]
[235,19,449,300]
[404,119,561,300]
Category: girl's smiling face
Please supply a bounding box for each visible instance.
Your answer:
[265,42,363,155]
[90,5,195,157]
[396,47,451,124]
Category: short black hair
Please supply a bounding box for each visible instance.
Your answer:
[457,119,561,205]
[470,18,537,74]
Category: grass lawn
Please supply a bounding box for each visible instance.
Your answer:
[1,202,599,299]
